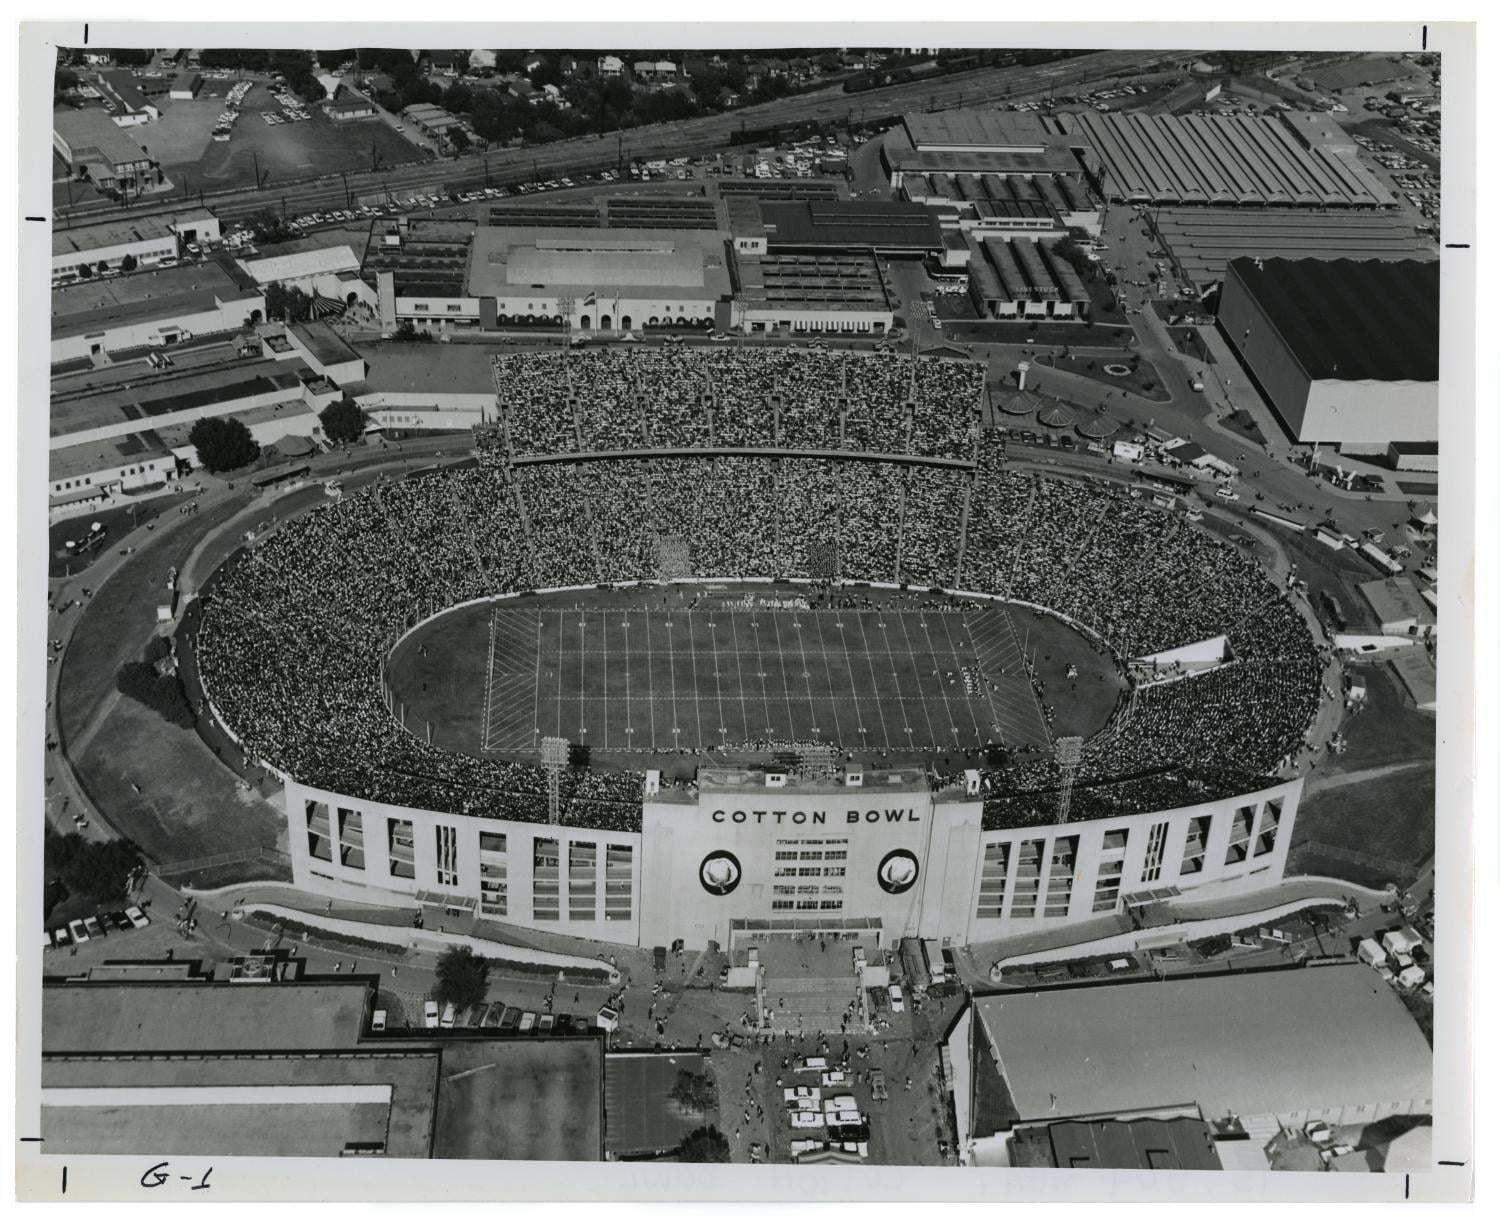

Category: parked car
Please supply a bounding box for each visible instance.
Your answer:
[481,1002,503,1028]
[68,919,89,943]
[499,1005,521,1032]
[53,927,72,949]
[423,999,440,1028]
[371,1009,387,1033]
[888,985,906,1012]
[83,916,105,939]
[440,1002,456,1028]
[519,1011,537,1033]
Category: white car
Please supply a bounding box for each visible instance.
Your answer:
[440,1002,456,1028]
[423,999,440,1028]
[889,985,905,1012]
[124,905,150,929]
[790,1111,824,1130]
[371,1009,387,1032]
[1214,486,1241,502]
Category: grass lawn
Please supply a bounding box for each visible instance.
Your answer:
[1043,352,1171,401]
[1327,665,1435,774]
[942,318,1136,349]
[1287,764,1434,888]
[386,586,1125,766]
[74,693,286,865]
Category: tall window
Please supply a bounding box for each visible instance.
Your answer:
[479,831,508,917]
[435,824,459,887]
[1224,806,1255,866]
[605,845,633,921]
[533,838,560,921]
[337,808,365,871]
[1010,839,1045,920]
[976,842,1009,920]
[1141,821,1169,883]
[569,841,598,922]
[1044,836,1079,918]
[1180,815,1212,876]
[1254,798,1283,857]
[1092,829,1129,913]
[305,800,332,863]
[388,818,415,879]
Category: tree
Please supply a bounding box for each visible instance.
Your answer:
[677,1126,730,1163]
[671,1068,718,1113]
[320,396,368,445]
[51,834,142,904]
[120,253,138,273]
[76,262,92,279]
[264,281,312,324]
[188,415,260,473]
[433,945,489,1012]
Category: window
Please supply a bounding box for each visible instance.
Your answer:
[568,841,597,922]
[337,807,365,871]
[1044,836,1079,918]
[387,818,415,879]
[413,304,429,312]
[976,842,1009,920]
[1091,829,1128,913]
[1224,806,1254,866]
[1009,839,1044,920]
[605,844,633,921]
[533,837,560,921]
[479,831,508,917]
[435,824,458,887]
[446,304,462,313]
[1141,821,1169,884]
[1254,798,1283,857]
[1180,815,1212,876]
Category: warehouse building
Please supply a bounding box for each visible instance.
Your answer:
[966,235,1091,320]
[51,256,265,363]
[238,244,375,309]
[733,251,894,334]
[887,111,1093,189]
[53,107,161,194]
[1216,257,1438,451]
[742,199,944,258]
[948,964,1432,1167]
[51,207,222,280]
[49,437,180,509]
[902,172,1097,239]
[1151,208,1436,293]
[464,225,731,333]
[1357,576,1436,638]
[1072,111,1392,208]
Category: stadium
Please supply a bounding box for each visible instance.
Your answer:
[189,348,1327,953]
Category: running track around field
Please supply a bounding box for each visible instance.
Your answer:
[481,605,1051,755]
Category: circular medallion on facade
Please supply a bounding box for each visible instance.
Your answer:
[877,849,920,894]
[699,851,742,896]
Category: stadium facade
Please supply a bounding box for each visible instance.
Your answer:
[285,767,1301,950]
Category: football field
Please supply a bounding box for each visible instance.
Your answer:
[479,603,1051,755]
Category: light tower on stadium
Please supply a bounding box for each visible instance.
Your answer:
[540,736,570,825]
[1053,736,1085,825]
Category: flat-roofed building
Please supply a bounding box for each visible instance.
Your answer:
[886,111,1093,188]
[49,435,179,509]
[1217,257,1438,451]
[1358,576,1436,637]
[51,207,222,279]
[466,225,731,334]
[734,251,894,335]
[949,965,1432,1167]
[286,319,367,384]
[53,106,160,193]
[1008,1117,1224,1170]
[51,255,265,363]
[757,200,943,257]
[967,235,1091,320]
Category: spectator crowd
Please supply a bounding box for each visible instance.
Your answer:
[195,354,1323,836]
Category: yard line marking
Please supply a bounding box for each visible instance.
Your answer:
[937,612,987,745]
[908,613,955,748]
[730,610,755,742]
[878,615,917,750]
[770,613,800,737]
[554,608,566,742]
[814,611,846,745]
[622,608,632,752]
[643,604,657,747]
[709,606,730,746]
[598,607,607,749]
[748,612,775,736]
[481,610,497,752]
[852,614,892,748]
[686,607,705,749]
[665,608,681,750]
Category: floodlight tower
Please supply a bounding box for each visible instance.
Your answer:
[1053,736,1085,825]
[540,736,570,824]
